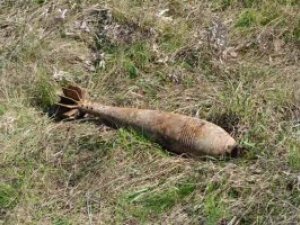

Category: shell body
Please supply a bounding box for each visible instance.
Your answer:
[56,85,237,156]
[80,101,237,156]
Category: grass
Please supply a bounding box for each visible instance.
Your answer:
[0,105,5,116]
[0,0,299,224]
[52,218,72,225]
[118,180,196,221]
[0,183,18,210]
[288,142,300,170]
[204,192,229,225]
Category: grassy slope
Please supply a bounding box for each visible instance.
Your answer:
[0,0,300,224]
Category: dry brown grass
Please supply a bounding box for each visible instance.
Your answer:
[1,0,300,224]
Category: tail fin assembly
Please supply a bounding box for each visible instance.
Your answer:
[62,85,87,102]
[56,85,88,119]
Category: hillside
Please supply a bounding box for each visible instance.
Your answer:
[0,0,300,224]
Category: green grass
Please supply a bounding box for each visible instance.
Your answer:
[200,180,231,225]
[115,128,168,157]
[0,183,18,210]
[0,104,5,116]
[52,218,72,225]
[288,142,300,170]
[0,0,299,224]
[204,193,229,225]
[118,180,196,221]
[126,42,152,69]
[235,6,282,28]
[159,22,191,53]
[32,72,57,110]
[232,0,300,46]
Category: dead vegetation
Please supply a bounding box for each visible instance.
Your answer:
[0,0,300,224]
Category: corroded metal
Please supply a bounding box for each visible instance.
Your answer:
[56,85,237,156]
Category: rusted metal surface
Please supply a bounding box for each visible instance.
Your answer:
[56,85,237,156]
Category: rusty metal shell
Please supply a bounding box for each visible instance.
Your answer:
[56,85,238,156]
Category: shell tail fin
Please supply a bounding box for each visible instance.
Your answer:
[55,85,88,119]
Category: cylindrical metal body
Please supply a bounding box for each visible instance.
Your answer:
[80,101,237,156]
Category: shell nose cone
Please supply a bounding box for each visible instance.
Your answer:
[225,136,238,153]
